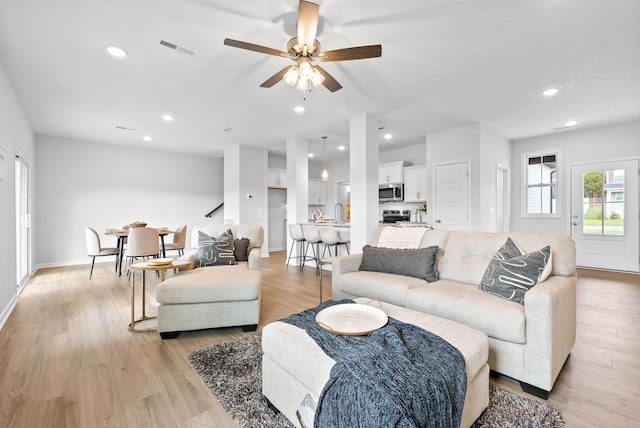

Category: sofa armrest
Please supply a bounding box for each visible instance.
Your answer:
[331,253,363,276]
[330,254,363,299]
[247,247,262,271]
[522,274,577,391]
[178,249,198,270]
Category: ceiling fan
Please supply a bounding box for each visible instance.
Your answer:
[223,0,382,93]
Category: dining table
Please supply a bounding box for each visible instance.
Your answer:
[105,226,174,276]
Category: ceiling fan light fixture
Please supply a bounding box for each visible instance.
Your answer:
[296,76,310,91]
[284,66,299,86]
[299,61,313,79]
[310,68,325,87]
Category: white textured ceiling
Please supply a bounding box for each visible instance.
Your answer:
[0,0,639,160]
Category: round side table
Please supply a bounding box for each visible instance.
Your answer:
[128,259,190,332]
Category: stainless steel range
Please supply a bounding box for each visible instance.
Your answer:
[382,209,411,223]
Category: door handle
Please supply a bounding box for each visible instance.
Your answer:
[435,219,442,223]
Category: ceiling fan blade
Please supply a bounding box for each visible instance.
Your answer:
[260,67,291,88]
[297,1,319,50]
[319,45,382,62]
[314,65,342,92]
[224,38,290,58]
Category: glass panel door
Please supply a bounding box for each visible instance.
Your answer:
[582,169,625,236]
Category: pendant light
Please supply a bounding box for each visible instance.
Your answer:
[320,136,329,182]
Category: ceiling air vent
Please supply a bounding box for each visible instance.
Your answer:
[116,125,136,131]
[160,39,195,56]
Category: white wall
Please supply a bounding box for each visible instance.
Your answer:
[35,135,223,267]
[426,124,481,229]
[510,120,640,234]
[0,62,35,328]
[479,127,511,231]
[426,124,512,231]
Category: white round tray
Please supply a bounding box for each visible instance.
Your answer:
[315,304,388,336]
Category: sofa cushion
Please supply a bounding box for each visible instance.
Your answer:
[338,271,427,307]
[197,230,237,267]
[479,244,552,304]
[359,245,439,282]
[405,280,526,344]
[156,266,260,304]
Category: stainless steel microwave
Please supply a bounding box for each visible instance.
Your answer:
[379,183,403,202]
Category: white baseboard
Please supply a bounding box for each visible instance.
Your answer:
[0,295,18,332]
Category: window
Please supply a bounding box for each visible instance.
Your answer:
[523,151,559,216]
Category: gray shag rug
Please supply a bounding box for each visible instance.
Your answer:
[189,333,565,428]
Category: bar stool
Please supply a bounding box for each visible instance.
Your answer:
[286,224,308,271]
[318,226,350,258]
[302,225,323,275]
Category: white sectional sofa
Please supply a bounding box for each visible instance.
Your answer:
[331,226,577,399]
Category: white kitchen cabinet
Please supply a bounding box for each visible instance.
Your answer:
[378,161,409,184]
[403,165,428,202]
[308,178,327,205]
[267,168,287,188]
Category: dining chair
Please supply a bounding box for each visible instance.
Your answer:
[125,227,160,278]
[318,225,350,258]
[85,227,120,279]
[162,225,187,257]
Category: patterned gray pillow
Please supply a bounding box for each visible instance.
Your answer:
[480,240,551,304]
[197,230,236,267]
[359,245,439,282]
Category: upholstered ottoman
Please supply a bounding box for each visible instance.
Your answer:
[155,266,261,338]
[262,298,489,428]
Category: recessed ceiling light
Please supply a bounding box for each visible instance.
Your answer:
[565,120,578,127]
[542,88,559,97]
[143,136,152,142]
[308,153,314,158]
[162,114,175,122]
[384,133,393,140]
[338,145,346,151]
[294,106,305,113]
[106,45,127,58]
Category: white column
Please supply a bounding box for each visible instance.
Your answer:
[349,113,379,252]
[286,137,309,261]
[224,144,268,229]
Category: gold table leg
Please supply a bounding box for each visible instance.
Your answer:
[129,269,157,333]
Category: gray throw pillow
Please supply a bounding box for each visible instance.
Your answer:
[197,230,236,267]
[359,245,439,282]
[493,237,525,261]
[233,238,250,262]
[480,243,551,304]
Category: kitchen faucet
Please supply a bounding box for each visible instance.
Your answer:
[334,203,345,223]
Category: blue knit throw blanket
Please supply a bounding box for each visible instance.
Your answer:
[280,300,467,428]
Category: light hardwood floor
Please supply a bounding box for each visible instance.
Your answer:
[0,252,638,427]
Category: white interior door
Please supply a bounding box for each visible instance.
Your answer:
[570,159,639,272]
[15,155,30,288]
[434,161,469,230]
[496,164,510,232]
[268,188,287,251]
